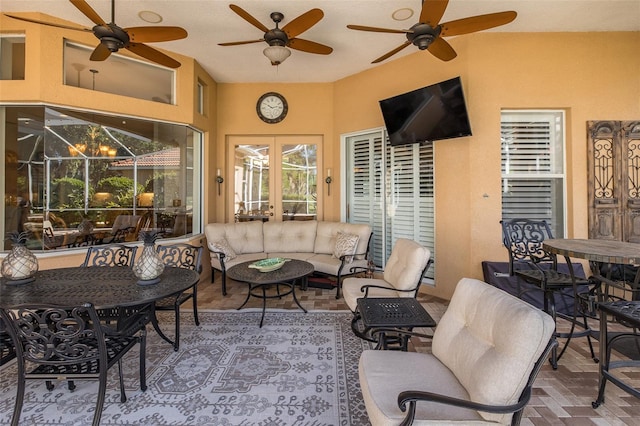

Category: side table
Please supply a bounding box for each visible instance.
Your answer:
[592,300,640,408]
[354,297,436,350]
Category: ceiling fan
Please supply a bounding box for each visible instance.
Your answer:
[219,4,333,65]
[3,0,187,68]
[347,0,516,63]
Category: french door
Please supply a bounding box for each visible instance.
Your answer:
[227,135,322,222]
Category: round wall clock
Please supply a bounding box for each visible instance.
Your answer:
[257,92,288,124]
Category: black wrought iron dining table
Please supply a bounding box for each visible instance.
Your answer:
[543,238,640,406]
[0,266,199,348]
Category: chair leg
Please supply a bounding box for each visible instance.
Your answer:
[11,378,25,426]
[192,287,200,327]
[222,270,227,296]
[93,371,108,426]
[173,302,180,351]
[139,328,147,392]
[117,359,127,403]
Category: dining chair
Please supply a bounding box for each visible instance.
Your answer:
[81,244,137,267]
[0,303,147,426]
[0,317,16,367]
[500,218,597,369]
[154,243,203,350]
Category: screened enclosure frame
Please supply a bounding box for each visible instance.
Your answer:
[2,105,203,251]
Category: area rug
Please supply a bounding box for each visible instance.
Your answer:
[0,310,373,425]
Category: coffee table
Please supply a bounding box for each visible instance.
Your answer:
[354,297,436,350]
[227,259,314,327]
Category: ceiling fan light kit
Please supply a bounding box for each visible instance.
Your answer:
[219,4,333,66]
[263,45,291,66]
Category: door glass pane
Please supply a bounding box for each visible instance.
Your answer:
[281,144,317,221]
[234,145,271,221]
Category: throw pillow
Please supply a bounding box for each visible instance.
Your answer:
[210,238,236,261]
[332,231,359,263]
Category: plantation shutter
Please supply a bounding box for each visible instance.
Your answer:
[501,111,565,236]
[345,130,435,280]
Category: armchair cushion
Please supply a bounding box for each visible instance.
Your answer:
[359,278,555,425]
[359,351,486,425]
[432,279,554,423]
[383,239,431,292]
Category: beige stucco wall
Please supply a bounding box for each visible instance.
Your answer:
[333,31,640,298]
[1,13,639,299]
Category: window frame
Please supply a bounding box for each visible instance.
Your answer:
[500,109,567,237]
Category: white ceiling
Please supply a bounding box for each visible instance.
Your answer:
[1,0,639,83]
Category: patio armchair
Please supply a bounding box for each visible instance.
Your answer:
[0,303,147,426]
[342,239,432,312]
[358,278,557,426]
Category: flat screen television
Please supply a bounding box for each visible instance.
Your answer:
[379,76,472,146]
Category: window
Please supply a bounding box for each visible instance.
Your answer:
[0,35,25,80]
[501,110,566,236]
[1,105,202,251]
[197,79,206,115]
[63,41,175,104]
[344,129,434,280]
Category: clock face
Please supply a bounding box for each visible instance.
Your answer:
[257,92,288,124]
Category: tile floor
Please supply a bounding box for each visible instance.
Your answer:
[196,274,640,425]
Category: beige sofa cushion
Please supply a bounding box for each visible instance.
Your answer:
[383,239,431,291]
[205,221,264,255]
[432,278,555,424]
[314,222,372,259]
[263,221,317,253]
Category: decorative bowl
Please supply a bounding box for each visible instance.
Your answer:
[249,257,288,273]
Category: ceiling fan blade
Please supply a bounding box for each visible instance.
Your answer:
[346,24,409,34]
[70,0,107,26]
[372,41,411,64]
[127,43,181,68]
[218,39,264,47]
[229,4,269,33]
[90,43,111,61]
[440,11,517,37]
[282,8,324,39]
[126,26,188,43]
[288,38,333,55]
[427,37,457,61]
[419,0,449,26]
[3,13,92,32]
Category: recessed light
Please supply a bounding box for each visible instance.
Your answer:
[392,8,414,21]
[138,10,163,24]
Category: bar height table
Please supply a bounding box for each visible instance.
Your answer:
[592,300,640,407]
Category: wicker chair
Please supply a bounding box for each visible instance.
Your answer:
[1,303,147,426]
[154,243,203,350]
